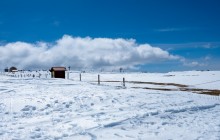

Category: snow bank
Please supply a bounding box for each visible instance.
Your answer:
[0,71,220,139]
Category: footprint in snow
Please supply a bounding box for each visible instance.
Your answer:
[114,133,123,137]
[35,127,41,131]
[21,105,36,111]
[30,133,41,139]
[46,104,51,108]
[65,104,70,108]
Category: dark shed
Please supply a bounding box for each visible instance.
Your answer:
[50,67,66,79]
[4,67,9,72]
[9,66,17,72]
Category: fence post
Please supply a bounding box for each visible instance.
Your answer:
[80,73,81,81]
[66,72,69,79]
[123,77,125,87]
[98,74,100,85]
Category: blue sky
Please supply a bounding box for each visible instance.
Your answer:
[0,0,220,72]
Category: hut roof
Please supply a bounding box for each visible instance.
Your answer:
[50,67,66,71]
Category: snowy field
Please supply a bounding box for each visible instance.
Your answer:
[0,71,220,140]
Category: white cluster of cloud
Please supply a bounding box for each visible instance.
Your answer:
[0,35,179,70]
[180,58,206,67]
[155,27,189,32]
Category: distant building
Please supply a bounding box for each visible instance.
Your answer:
[9,66,18,72]
[49,67,66,79]
[4,67,9,72]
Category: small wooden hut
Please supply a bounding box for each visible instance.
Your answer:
[9,66,17,72]
[49,67,66,79]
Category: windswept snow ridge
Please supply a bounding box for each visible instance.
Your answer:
[0,71,220,140]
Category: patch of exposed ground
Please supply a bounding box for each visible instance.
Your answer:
[128,81,188,88]
[100,81,220,96]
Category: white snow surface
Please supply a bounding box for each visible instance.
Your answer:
[0,71,220,140]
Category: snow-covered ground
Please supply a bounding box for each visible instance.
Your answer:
[0,71,220,140]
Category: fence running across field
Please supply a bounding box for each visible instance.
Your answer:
[1,71,220,101]
[1,71,50,79]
